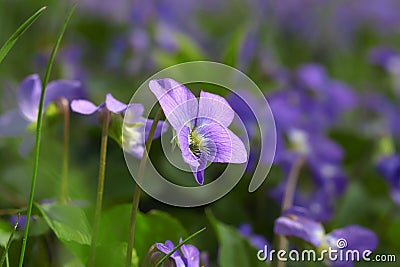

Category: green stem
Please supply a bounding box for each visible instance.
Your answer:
[0,214,19,267]
[126,108,163,267]
[58,98,70,204]
[18,5,76,267]
[88,109,111,267]
[0,6,46,64]
[155,227,206,267]
[276,156,305,267]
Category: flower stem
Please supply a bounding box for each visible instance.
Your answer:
[276,156,305,267]
[58,98,70,204]
[18,5,76,267]
[0,214,19,267]
[126,108,163,267]
[88,109,111,267]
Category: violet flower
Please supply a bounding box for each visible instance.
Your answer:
[376,154,400,205]
[0,74,84,155]
[238,224,270,253]
[156,238,200,267]
[70,93,166,158]
[149,78,247,184]
[275,206,378,267]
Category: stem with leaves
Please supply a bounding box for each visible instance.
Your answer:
[88,109,111,267]
[18,5,76,267]
[126,108,163,267]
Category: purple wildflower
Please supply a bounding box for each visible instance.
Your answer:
[0,74,84,155]
[156,238,200,267]
[274,206,378,267]
[71,93,167,159]
[238,224,270,253]
[376,154,400,205]
[9,215,30,230]
[149,78,247,184]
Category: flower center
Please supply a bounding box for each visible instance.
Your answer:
[188,130,203,158]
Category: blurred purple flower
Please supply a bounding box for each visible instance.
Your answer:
[156,238,200,267]
[295,63,328,92]
[149,78,247,184]
[376,154,400,205]
[9,215,30,230]
[326,226,378,267]
[368,46,399,68]
[71,93,167,159]
[275,206,325,247]
[0,74,84,155]
[238,224,270,253]
[274,206,378,267]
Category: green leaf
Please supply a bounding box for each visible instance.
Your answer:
[207,210,269,267]
[0,6,46,64]
[36,202,92,264]
[99,204,187,264]
[0,220,12,248]
[94,243,138,267]
[37,203,91,245]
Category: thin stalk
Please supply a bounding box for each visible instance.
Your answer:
[155,227,206,267]
[0,214,19,267]
[58,98,70,204]
[276,156,305,267]
[0,6,46,64]
[18,5,76,267]
[88,109,111,267]
[126,108,163,267]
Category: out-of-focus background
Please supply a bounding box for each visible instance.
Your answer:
[1,0,400,266]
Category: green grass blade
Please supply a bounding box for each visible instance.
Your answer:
[0,6,47,64]
[18,4,77,267]
[154,227,206,267]
[0,214,19,267]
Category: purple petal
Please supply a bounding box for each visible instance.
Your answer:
[238,224,252,236]
[194,123,247,163]
[149,78,198,131]
[105,93,127,114]
[178,125,200,167]
[189,155,207,185]
[368,46,398,67]
[227,129,248,163]
[124,104,145,124]
[326,226,378,267]
[180,244,200,267]
[197,91,234,127]
[0,109,29,137]
[70,99,100,115]
[326,225,378,252]
[156,241,185,267]
[17,74,42,122]
[390,189,400,205]
[144,119,168,140]
[44,80,84,106]
[296,63,328,91]
[274,206,325,247]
